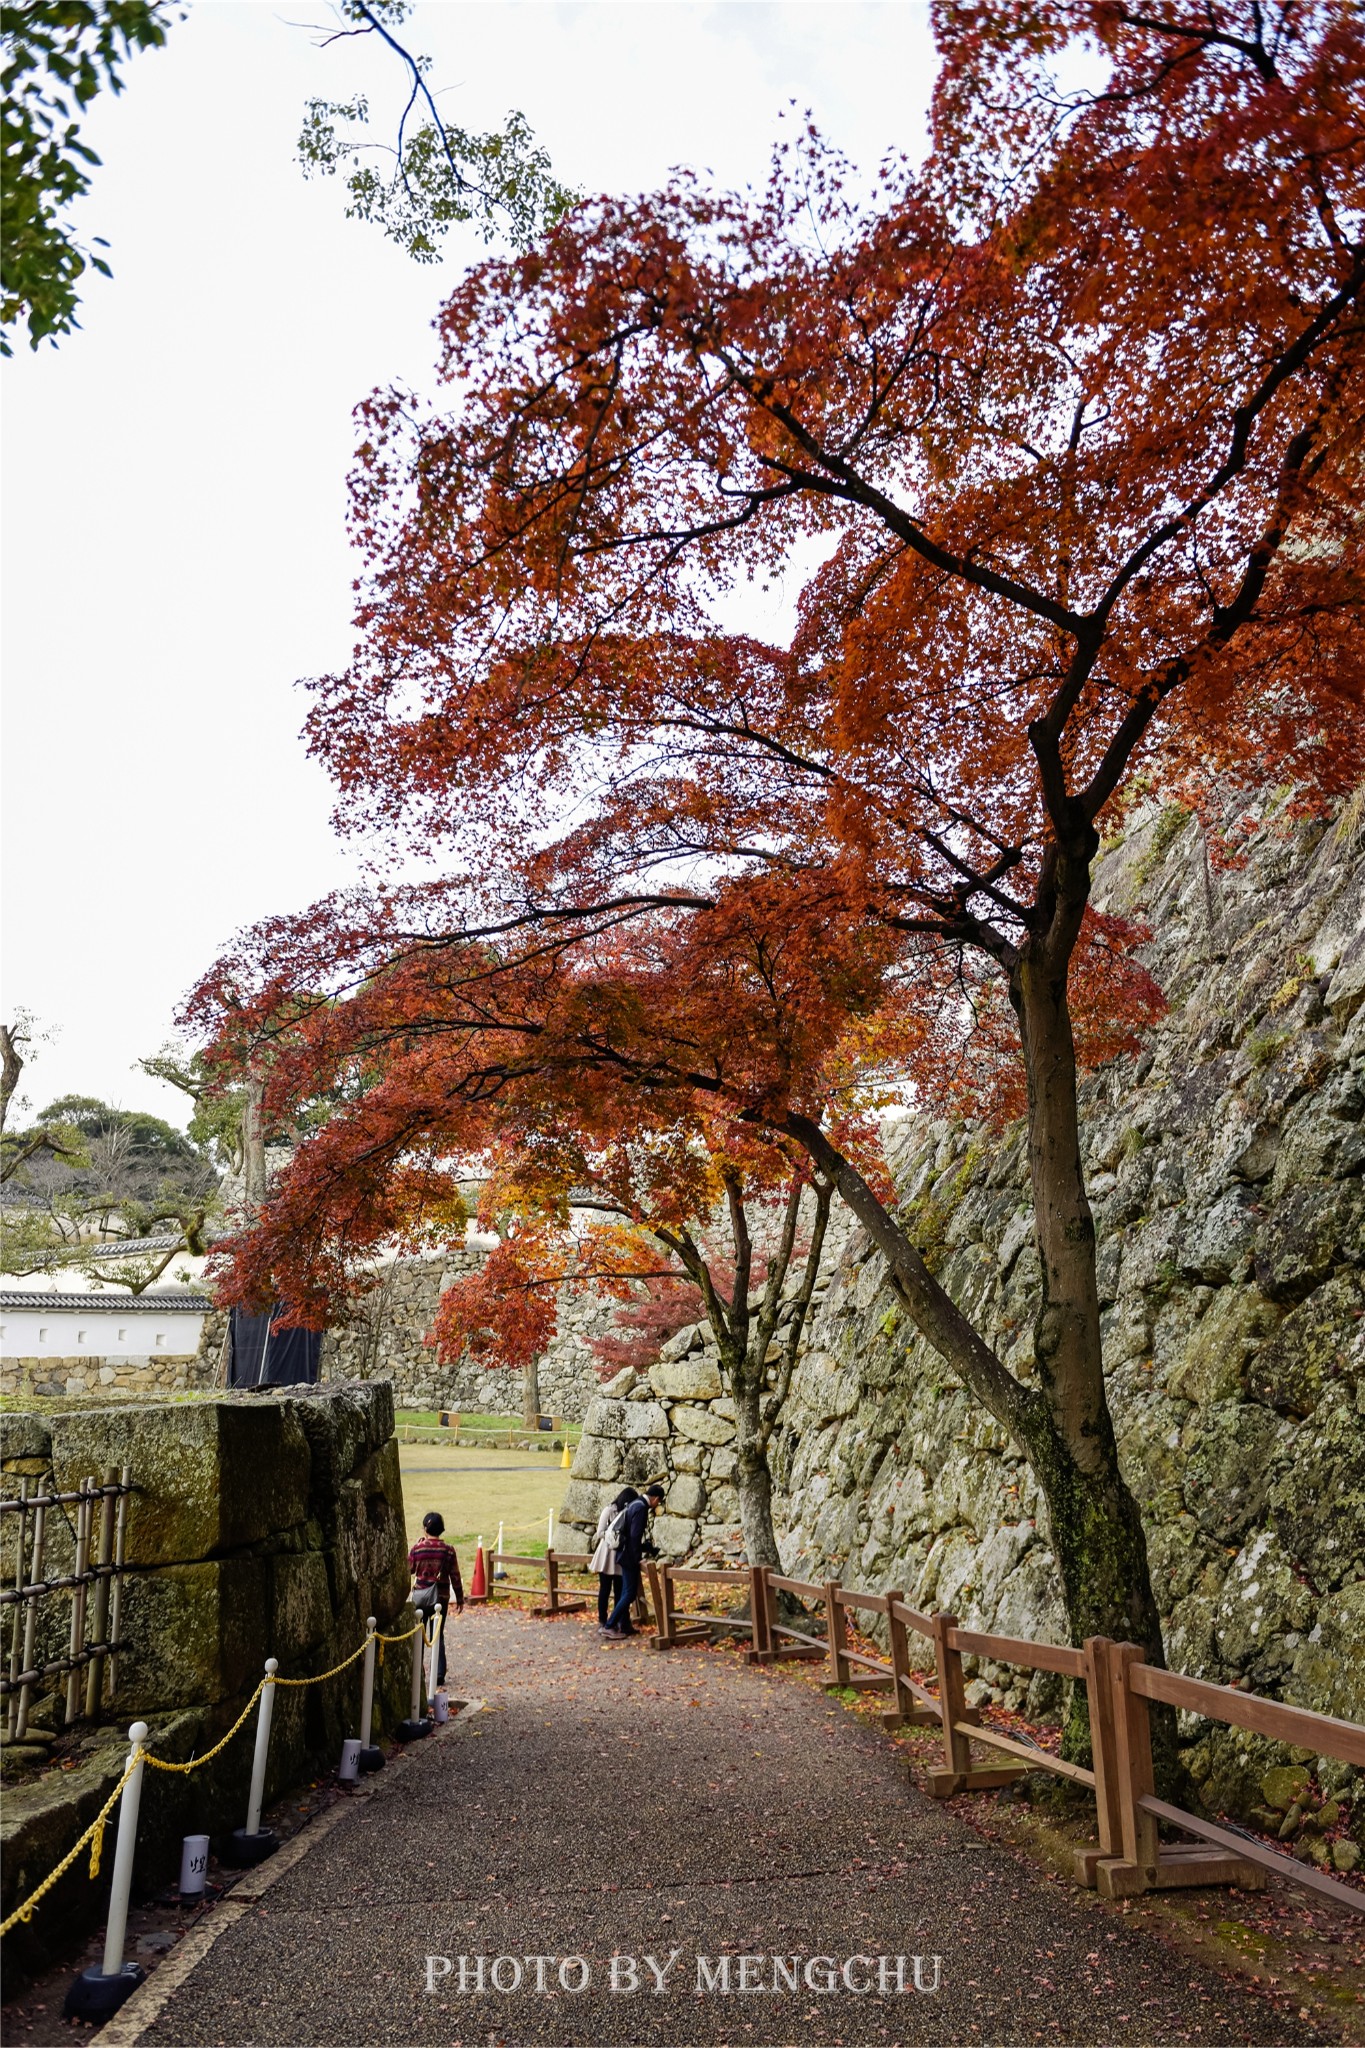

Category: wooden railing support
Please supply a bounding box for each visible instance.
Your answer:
[1074,1636,1121,1886]
[824,1580,849,1687]
[646,1562,675,1650]
[1094,1643,1262,1899]
[746,1565,774,1664]
[531,1550,586,1620]
[927,1612,1025,1797]
[881,1589,938,1730]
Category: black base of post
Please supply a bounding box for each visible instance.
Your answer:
[357,1744,385,1772]
[225,1826,279,1866]
[64,1963,146,2022]
[395,1717,431,1742]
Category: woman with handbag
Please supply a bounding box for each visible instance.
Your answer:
[589,1488,638,1628]
[408,1510,463,1686]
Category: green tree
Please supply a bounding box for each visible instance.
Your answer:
[1,1,177,353]
[297,1,575,261]
[2,0,573,355]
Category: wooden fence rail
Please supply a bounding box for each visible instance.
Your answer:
[500,1552,1363,1915]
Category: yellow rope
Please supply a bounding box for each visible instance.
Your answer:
[141,1680,266,1775]
[0,1753,139,1937]
[2,1613,425,1940]
[272,1637,372,1688]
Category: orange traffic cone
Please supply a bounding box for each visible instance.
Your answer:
[468,1539,488,1603]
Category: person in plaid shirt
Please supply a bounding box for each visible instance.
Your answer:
[408,1511,463,1686]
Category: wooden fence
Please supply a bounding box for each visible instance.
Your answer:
[494,1551,1363,1914]
[1,1467,134,1739]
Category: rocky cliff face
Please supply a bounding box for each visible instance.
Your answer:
[769,794,1363,1798]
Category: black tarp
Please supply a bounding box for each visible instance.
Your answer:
[227,1307,322,1387]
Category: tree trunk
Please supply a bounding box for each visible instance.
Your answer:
[242,1069,267,1214]
[522,1353,541,1431]
[1010,951,1165,1665]
[731,1368,782,1571]
[783,1089,1175,1776]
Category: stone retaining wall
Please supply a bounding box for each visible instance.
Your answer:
[0,1383,413,1976]
[1,1351,214,1402]
[321,1248,612,1419]
[779,801,1363,1817]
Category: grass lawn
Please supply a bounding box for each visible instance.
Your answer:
[397,1440,577,1563]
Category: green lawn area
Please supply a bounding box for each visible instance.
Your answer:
[396,1440,578,1563]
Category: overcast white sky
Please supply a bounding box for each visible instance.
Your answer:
[2,0,938,1128]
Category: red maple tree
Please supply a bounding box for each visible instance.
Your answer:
[191,3,1363,1760]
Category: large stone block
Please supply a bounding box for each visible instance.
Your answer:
[559,1477,613,1526]
[1254,1182,1364,1303]
[622,1401,670,1440]
[270,1550,333,1660]
[671,1404,735,1446]
[581,1397,627,1440]
[1166,1286,1278,1407]
[0,1414,51,1465]
[665,1474,706,1518]
[658,1323,703,1362]
[572,1435,623,1483]
[789,1352,859,1424]
[1180,1188,1260,1284]
[1247,1271,1365,1417]
[115,1557,269,1711]
[1267,1385,1364,1591]
[649,1355,724,1401]
[1181,1400,1287,1543]
[650,1513,696,1556]
[49,1399,311,1566]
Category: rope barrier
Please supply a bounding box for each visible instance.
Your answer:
[0,1754,139,1937]
[272,1637,372,1688]
[1,1610,431,1940]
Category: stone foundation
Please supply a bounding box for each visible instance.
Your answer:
[0,1352,214,1402]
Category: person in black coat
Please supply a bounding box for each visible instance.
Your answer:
[600,1483,664,1637]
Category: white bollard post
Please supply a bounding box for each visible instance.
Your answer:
[359,1616,376,1747]
[426,1609,442,1703]
[64,1724,149,2020]
[495,1520,505,1579]
[357,1616,384,1771]
[245,1660,278,1837]
[547,1509,554,1554]
[410,1621,425,1721]
[102,1722,148,1974]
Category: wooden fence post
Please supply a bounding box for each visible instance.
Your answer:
[888,1589,916,1720]
[545,1551,559,1616]
[1095,1641,1158,1897]
[747,1565,773,1663]
[925,1612,1025,1796]
[1075,1636,1122,1887]
[824,1581,849,1686]
[646,1561,675,1649]
[927,1611,973,1793]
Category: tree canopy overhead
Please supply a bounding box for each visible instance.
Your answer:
[190,0,1364,1737]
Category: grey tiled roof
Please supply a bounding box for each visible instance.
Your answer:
[0,1291,212,1313]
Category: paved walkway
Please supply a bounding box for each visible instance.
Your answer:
[137,1606,1314,2046]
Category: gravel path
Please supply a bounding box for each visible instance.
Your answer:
[140,1605,1316,2047]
